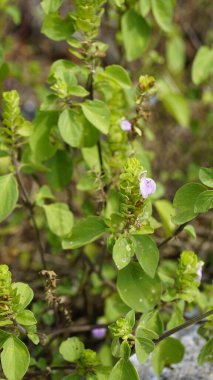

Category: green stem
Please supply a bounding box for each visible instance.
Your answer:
[86,70,106,199]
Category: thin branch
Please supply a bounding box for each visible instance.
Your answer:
[27,364,76,377]
[12,318,27,336]
[155,309,213,344]
[12,155,47,269]
[46,322,108,340]
[157,222,188,248]
[84,254,116,291]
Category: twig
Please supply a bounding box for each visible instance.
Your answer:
[12,154,47,269]
[12,318,27,336]
[155,309,213,344]
[47,322,108,340]
[84,254,116,291]
[157,222,188,248]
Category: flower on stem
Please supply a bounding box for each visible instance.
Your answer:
[119,118,132,131]
[139,174,156,199]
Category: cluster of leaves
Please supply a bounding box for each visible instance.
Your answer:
[0,0,212,379]
[0,265,38,380]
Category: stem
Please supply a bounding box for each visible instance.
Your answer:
[155,309,213,344]
[86,71,106,200]
[12,154,47,269]
[27,364,76,376]
[84,254,116,290]
[47,322,108,340]
[97,140,105,181]
[157,222,188,248]
[12,318,27,336]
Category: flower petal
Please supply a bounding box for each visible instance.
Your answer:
[140,178,156,198]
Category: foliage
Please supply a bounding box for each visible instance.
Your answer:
[0,266,37,379]
[0,0,212,379]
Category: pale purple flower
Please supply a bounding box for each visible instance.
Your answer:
[140,177,156,199]
[92,327,107,339]
[196,261,204,282]
[119,119,132,131]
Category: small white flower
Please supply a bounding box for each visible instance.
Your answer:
[119,119,132,131]
[139,177,156,199]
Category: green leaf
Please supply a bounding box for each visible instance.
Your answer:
[1,336,30,380]
[139,0,151,17]
[136,326,158,340]
[5,6,21,25]
[0,330,10,349]
[109,359,140,380]
[152,337,184,376]
[117,263,161,312]
[194,190,213,213]
[166,35,185,75]
[62,216,107,249]
[15,310,37,326]
[151,0,174,32]
[0,62,9,81]
[133,235,159,278]
[35,185,54,206]
[105,65,132,89]
[162,93,190,128]
[138,310,164,339]
[82,146,101,172]
[12,282,34,311]
[139,310,164,335]
[183,224,196,239]
[77,172,98,191]
[68,86,89,97]
[41,0,63,14]
[0,174,19,223]
[59,337,84,362]
[58,109,83,148]
[126,310,135,329]
[0,320,13,327]
[173,183,206,224]
[46,150,73,191]
[114,0,125,6]
[155,199,176,237]
[30,111,59,161]
[192,46,213,85]
[199,167,213,188]
[198,338,213,365]
[105,294,130,323]
[121,10,150,61]
[113,237,134,270]
[81,100,111,134]
[43,203,74,237]
[167,302,184,330]
[41,13,74,41]
[58,109,99,148]
[120,341,131,360]
[48,59,77,84]
[28,333,39,345]
[135,336,155,364]
[111,337,121,358]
